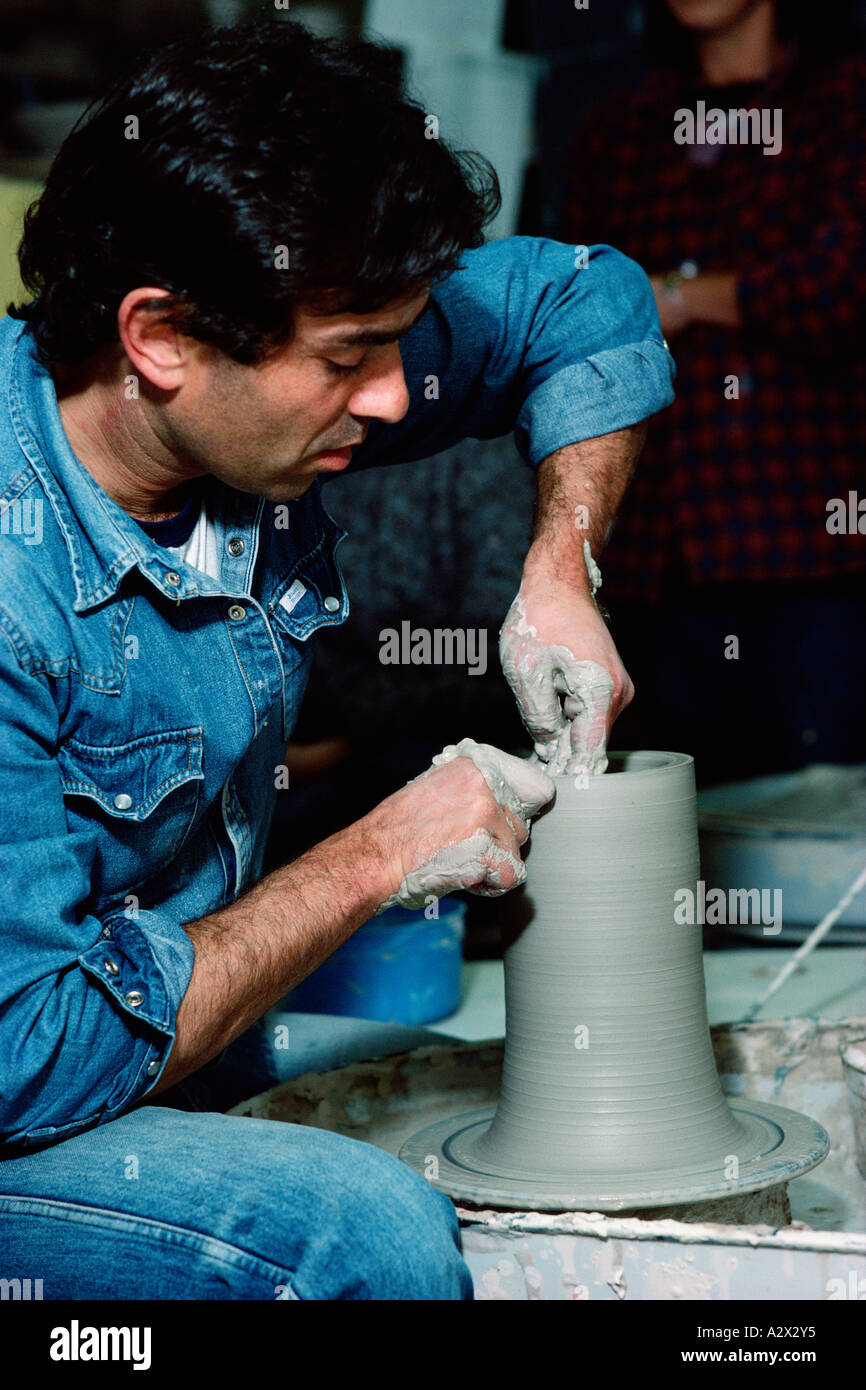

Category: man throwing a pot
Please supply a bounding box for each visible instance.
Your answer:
[0,19,673,1299]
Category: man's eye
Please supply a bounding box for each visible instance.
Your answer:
[327,357,366,378]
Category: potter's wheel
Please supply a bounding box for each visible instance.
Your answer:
[400,1098,829,1211]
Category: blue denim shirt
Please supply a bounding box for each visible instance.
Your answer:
[0,238,674,1148]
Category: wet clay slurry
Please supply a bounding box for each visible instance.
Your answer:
[400,752,829,1211]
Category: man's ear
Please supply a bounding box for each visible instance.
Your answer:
[117,288,196,391]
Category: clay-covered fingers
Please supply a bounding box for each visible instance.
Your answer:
[431,738,554,822]
[498,596,565,764]
[514,664,567,764]
[500,633,567,764]
[501,626,614,776]
[463,796,530,897]
[380,826,526,910]
[503,806,529,847]
[560,661,614,776]
[372,738,554,913]
[464,834,527,898]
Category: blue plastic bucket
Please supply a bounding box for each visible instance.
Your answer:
[280,896,466,1025]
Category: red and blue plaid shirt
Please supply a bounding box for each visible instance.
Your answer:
[562,50,866,599]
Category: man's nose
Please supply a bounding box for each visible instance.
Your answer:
[350,344,410,424]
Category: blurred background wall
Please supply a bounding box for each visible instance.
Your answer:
[3,0,865,283]
[6,1,861,267]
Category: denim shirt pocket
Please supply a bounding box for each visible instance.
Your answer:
[57,727,205,895]
[267,509,349,740]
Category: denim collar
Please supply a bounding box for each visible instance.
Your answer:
[7,322,256,613]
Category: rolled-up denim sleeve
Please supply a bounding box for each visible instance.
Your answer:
[0,617,194,1148]
[350,237,675,473]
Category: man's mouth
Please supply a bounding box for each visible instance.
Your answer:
[310,445,354,471]
[308,435,366,471]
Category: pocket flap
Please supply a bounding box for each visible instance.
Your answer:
[269,509,349,642]
[58,727,204,819]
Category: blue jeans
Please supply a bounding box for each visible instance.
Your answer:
[0,1017,473,1301]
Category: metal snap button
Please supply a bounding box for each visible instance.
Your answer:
[227,537,245,557]
[124,990,144,1008]
[113,793,133,810]
[104,959,120,976]
[165,571,181,586]
[146,1060,160,1077]
[228,604,246,621]
[323,595,340,612]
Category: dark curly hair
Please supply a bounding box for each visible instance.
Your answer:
[10,18,500,366]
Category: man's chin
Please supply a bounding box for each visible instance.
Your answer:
[266,474,316,503]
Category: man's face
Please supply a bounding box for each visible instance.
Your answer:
[161,289,429,501]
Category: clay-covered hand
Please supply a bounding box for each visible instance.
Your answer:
[370,738,554,912]
[500,563,633,777]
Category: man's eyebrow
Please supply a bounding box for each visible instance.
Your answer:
[318,300,430,350]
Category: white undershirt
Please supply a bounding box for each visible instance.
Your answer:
[166,501,222,582]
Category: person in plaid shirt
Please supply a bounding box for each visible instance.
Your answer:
[562,0,866,783]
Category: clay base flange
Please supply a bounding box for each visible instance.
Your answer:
[399,1099,829,1212]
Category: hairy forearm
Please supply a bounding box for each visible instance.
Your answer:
[150,822,390,1096]
[523,421,648,590]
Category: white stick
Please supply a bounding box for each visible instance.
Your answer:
[742,862,866,1022]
